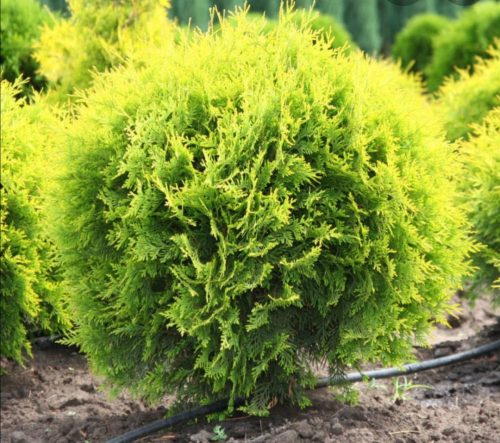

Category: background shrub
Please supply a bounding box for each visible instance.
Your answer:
[170,0,211,31]
[459,108,500,302]
[437,44,500,141]
[0,0,52,93]
[426,2,500,92]
[50,11,470,415]
[291,10,355,52]
[0,80,70,364]
[39,0,499,54]
[343,0,380,54]
[34,0,173,102]
[392,14,450,77]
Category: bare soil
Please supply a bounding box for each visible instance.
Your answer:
[1,297,499,443]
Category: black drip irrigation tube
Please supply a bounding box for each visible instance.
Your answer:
[30,334,63,347]
[106,339,500,443]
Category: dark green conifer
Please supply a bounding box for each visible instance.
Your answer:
[316,0,344,21]
[214,0,245,14]
[248,0,280,17]
[344,0,381,53]
[170,0,210,29]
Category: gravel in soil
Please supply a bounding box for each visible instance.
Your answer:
[1,299,499,443]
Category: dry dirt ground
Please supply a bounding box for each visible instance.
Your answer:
[1,297,499,443]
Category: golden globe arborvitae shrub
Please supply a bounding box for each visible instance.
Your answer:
[392,14,450,77]
[50,11,471,415]
[426,2,500,92]
[0,80,70,364]
[437,44,500,142]
[459,108,500,303]
[0,0,53,93]
[34,0,173,102]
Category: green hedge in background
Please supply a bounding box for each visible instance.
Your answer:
[392,14,450,76]
[49,10,470,415]
[426,1,500,91]
[170,0,210,30]
[343,0,380,53]
[316,0,344,22]
[38,0,500,56]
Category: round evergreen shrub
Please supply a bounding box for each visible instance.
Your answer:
[426,2,500,92]
[459,108,500,302]
[51,11,471,414]
[0,0,52,92]
[34,0,173,102]
[1,80,70,365]
[392,14,450,76]
[437,44,500,141]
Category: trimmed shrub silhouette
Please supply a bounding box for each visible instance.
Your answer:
[392,14,450,76]
[50,11,471,415]
[426,2,500,91]
[459,108,500,302]
[438,44,500,141]
[0,0,53,93]
[34,0,173,102]
[1,80,70,364]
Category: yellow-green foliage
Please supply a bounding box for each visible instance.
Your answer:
[34,0,173,102]
[438,44,500,142]
[392,14,450,76]
[426,2,500,92]
[219,11,278,33]
[459,108,500,302]
[1,80,70,364]
[219,9,355,52]
[0,0,53,92]
[50,10,471,415]
[291,9,355,52]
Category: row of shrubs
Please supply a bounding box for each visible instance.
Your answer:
[392,1,500,91]
[3,0,500,99]
[1,0,498,415]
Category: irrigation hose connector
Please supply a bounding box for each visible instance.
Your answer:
[107,339,500,443]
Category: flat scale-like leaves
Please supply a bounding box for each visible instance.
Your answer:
[50,9,472,414]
